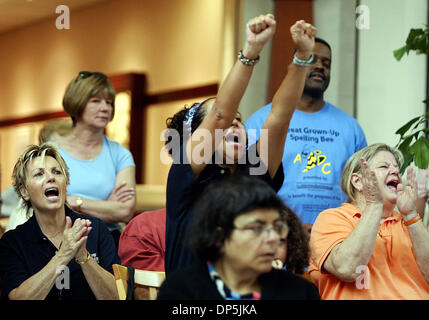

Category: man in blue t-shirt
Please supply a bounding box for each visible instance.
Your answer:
[245,38,367,234]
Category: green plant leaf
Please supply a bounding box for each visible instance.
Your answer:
[395,115,422,136]
[409,137,429,169]
[393,46,407,61]
[397,135,414,155]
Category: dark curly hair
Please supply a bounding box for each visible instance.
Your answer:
[164,97,215,155]
[189,175,310,275]
[283,207,310,275]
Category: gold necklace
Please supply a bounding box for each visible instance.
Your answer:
[41,226,63,238]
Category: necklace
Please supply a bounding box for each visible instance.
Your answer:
[40,226,64,238]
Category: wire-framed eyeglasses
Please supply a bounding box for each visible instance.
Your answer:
[233,222,289,240]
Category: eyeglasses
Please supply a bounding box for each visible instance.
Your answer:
[76,71,107,81]
[233,222,289,240]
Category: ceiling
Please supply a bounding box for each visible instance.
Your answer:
[0,0,110,34]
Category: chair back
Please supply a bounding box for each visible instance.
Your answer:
[112,264,166,300]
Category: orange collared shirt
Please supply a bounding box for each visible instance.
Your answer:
[309,203,429,300]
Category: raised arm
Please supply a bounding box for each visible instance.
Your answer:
[258,20,316,178]
[416,168,429,219]
[188,14,276,177]
[397,166,429,283]
[322,158,383,281]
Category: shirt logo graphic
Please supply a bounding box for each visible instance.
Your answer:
[294,146,332,175]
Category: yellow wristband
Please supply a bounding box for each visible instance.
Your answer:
[75,251,91,265]
[404,215,421,227]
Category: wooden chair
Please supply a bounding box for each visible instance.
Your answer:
[112,264,165,300]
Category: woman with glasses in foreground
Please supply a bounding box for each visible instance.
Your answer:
[157,175,319,300]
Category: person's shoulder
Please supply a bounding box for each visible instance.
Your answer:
[262,269,320,299]
[246,103,272,122]
[103,135,129,152]
[0,218,33,244]
[324,102,360,122]
[313,203,357,231]
[125,209,166,234]
[266,269,310,284]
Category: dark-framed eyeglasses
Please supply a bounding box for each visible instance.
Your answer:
[233,222,289,240]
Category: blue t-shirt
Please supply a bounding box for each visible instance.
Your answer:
[54,136,135,230]
[245,102,367,225]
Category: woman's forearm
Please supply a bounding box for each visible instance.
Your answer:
[323,203,382,281]
[75,197,135,224]
[9,253,71,300]
[80,256,118,300]
[405,214,429,283]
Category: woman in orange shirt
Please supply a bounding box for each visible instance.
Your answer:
[309,143,429,299]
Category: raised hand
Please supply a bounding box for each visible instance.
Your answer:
[244,14,276,55]
[417,167,429,199]
[57,217,91,262]
[75,218,92,262]
[290,20,316,57]
[397,166,418,217]
[360,158,383,206]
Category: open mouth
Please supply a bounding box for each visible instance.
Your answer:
[44,187,59,199]
[386,180,399,191]
[225,132,242,145]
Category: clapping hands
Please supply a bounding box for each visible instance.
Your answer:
[397,166,418,217]
[58,216,92,262]
[360,157,384,206]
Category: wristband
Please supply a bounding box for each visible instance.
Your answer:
[293,52,314,66]
[237,50,259,66]
[404,215,421,227]
[75,251,91,265]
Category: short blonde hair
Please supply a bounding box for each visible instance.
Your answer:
[63,71,116,126]
[12,144,70,216]
[340,143,404,202]
[38,119,73,144]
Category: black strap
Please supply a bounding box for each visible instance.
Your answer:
[126,266,135,300]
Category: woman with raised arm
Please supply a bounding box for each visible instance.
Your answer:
[163,15,317,274]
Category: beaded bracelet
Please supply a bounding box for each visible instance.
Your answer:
[237,50,260,66]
